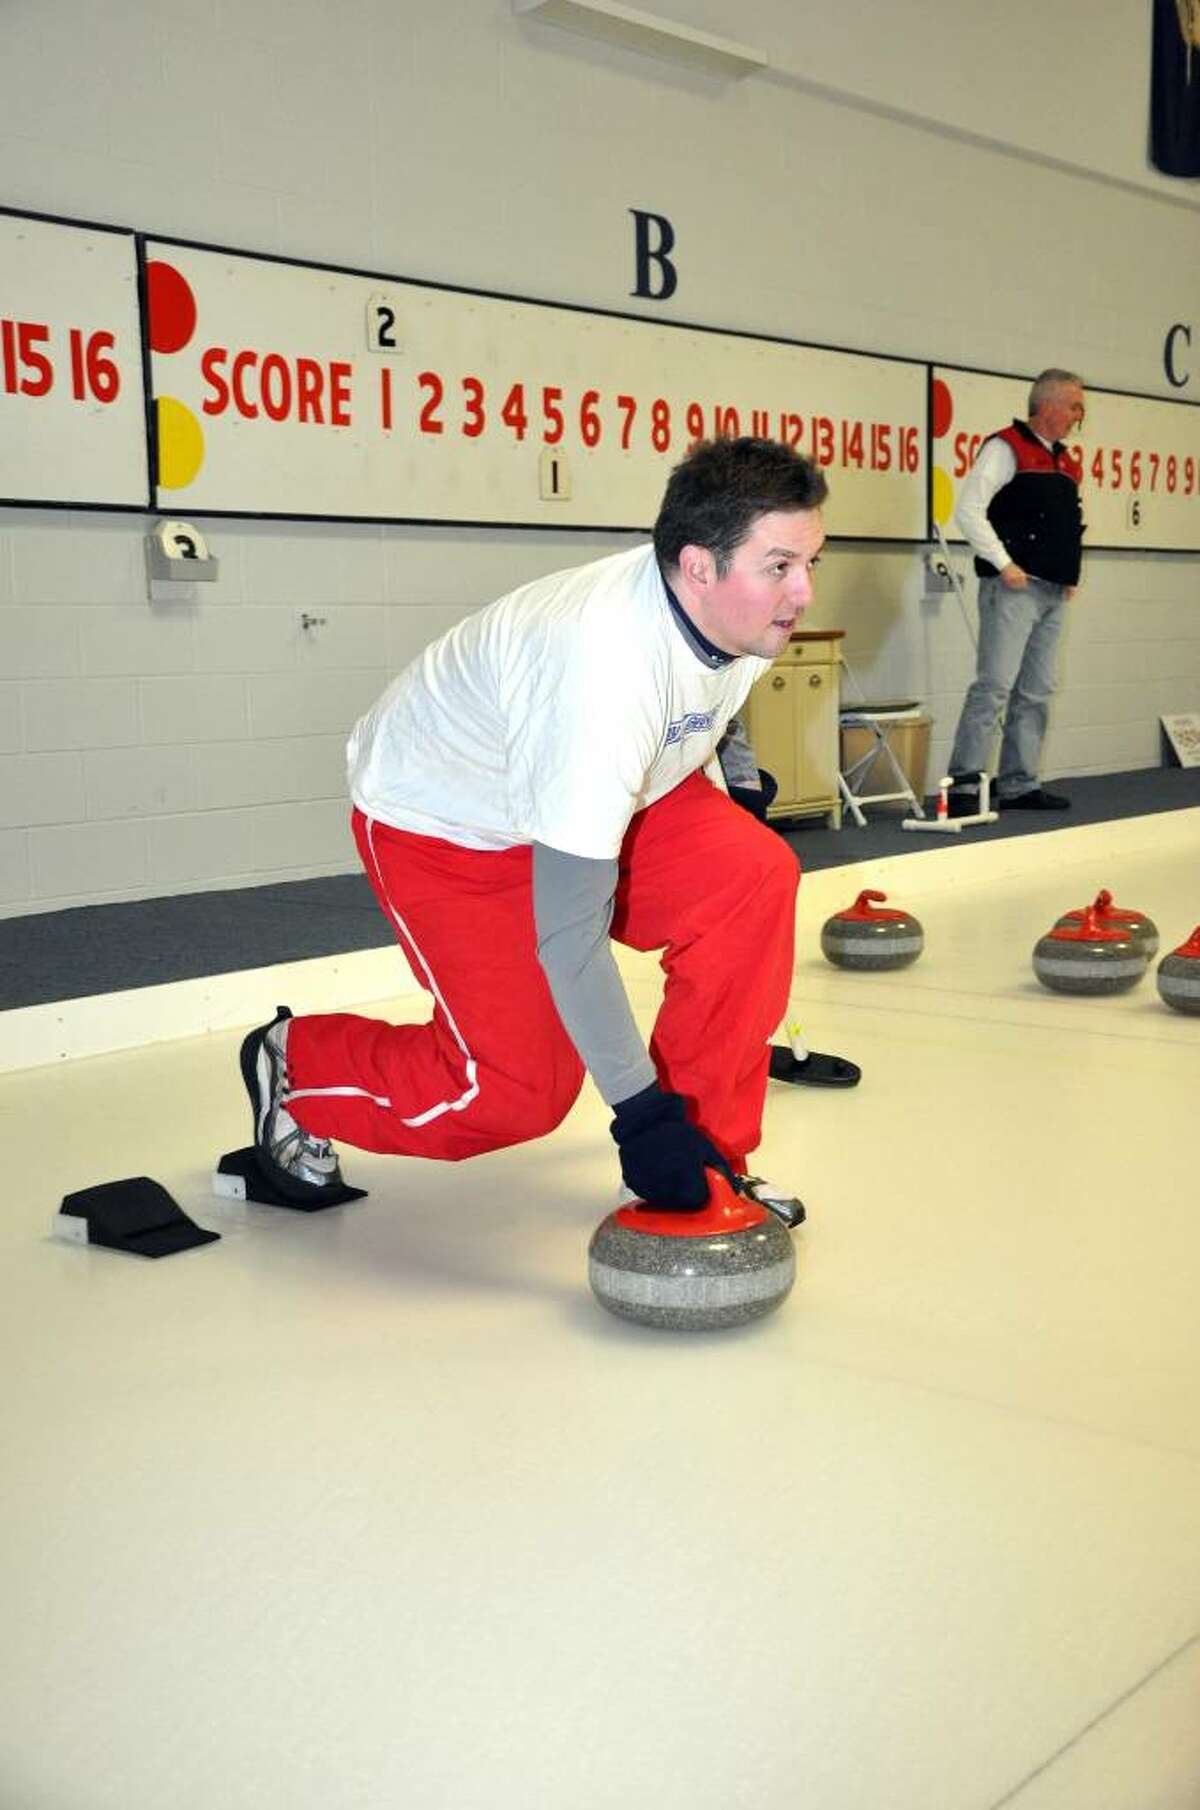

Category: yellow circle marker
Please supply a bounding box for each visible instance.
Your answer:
[156,396,205,490]
[931,464,955,527]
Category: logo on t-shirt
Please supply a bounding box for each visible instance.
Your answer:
[665,710,717,747]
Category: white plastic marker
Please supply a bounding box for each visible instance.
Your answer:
[903,772,998,834]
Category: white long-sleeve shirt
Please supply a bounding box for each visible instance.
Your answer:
[954,429,1057,571]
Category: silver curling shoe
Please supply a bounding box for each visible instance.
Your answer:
[738,1175,806,1228]
[239,1005,344,1200]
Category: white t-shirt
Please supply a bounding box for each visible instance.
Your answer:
[348,543,770,859]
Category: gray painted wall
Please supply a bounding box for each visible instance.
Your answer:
[2,0,1198,912]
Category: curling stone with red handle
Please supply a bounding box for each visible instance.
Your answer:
[1032,905,1147,995]
[1156,925,1200,1014]
[820,889,924,971]
[588,1170,801,1332]
[1055,888,1159,958]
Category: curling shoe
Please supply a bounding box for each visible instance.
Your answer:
[240,1006,344,1200]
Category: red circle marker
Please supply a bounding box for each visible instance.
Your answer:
[146,261,197,355]
[931,377,953,439]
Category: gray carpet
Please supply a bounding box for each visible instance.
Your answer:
[781,766,1200,869]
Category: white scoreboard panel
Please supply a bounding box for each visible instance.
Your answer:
[146,239,928,538]
[931,365,1200,553]
[0,208,150,509]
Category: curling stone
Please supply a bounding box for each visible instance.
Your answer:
[1032,904,1148,995]
[820,889,924,971]
[1055,888,1159,958]
[1156,925,1200,1014]
[588,1171,798,1332]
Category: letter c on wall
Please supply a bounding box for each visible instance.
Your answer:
[1164,322,1191,388]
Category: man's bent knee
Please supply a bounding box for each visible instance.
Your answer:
[746,823,801,902]
[478,1061,586,1150]
[425,1063,585,1160]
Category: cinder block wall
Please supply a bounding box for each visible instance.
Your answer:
[2,0,1197,913]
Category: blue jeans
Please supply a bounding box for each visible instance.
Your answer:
[948,575,1067,797]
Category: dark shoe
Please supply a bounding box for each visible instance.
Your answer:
[997,788,1069,811]
[240,1006,344,1198]
[946,783,980,818]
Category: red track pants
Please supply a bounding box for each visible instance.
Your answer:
[286,772,800,1168]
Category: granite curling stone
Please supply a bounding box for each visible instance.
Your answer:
[820,889,924,971]
[1156,925,1200,1015]
[588,1171,797,1331]
[1055,888,1159,958]
[1032,904,1148,995]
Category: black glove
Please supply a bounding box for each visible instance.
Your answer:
[609,1082,732,1211]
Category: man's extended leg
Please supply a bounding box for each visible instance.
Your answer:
[267,812,585,1162]
[610,771,800,1170]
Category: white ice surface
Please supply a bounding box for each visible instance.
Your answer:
[3,811,1200,1810]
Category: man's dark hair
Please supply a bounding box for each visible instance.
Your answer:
[653,436,828,577]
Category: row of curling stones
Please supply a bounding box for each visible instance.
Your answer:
[818,882,1200,1009]
[589,1169,802,1331]
[821,889,924,971]
[1032,890,1200,1008]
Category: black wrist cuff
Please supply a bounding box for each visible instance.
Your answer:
[610,1081,684,1142]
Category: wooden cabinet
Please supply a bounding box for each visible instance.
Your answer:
[742,630,843,827]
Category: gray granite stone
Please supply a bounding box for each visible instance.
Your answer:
[588,1213,795,1331]
[1032,932,1147,995]
[820,919,923,971]
[1156,952,1200,1014]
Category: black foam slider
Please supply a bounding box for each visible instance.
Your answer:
[55,1177,221,1258]
[212,1147,366,1211]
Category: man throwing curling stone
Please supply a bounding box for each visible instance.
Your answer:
[241,437,826,1212]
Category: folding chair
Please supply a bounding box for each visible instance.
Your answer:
[837,659,927,828]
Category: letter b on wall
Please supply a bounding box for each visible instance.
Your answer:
[630,209,678,301]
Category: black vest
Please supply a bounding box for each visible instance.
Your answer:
[976,419,1084,587]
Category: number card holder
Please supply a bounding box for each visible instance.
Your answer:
[1161,712,1200,767]
[367,292,401,353]
[539,447,571,500]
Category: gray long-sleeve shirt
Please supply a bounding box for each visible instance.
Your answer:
[530,584,743,1109]
[532,843,655,1108]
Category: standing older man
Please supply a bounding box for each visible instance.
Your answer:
[948,369,1086,814]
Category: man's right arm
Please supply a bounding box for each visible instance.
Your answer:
[955,438,1024,585]
[531,841,655,1107]
[531,841,728,1209]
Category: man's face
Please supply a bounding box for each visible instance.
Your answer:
[1038,383,1086,442]
[683,508,826,660]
